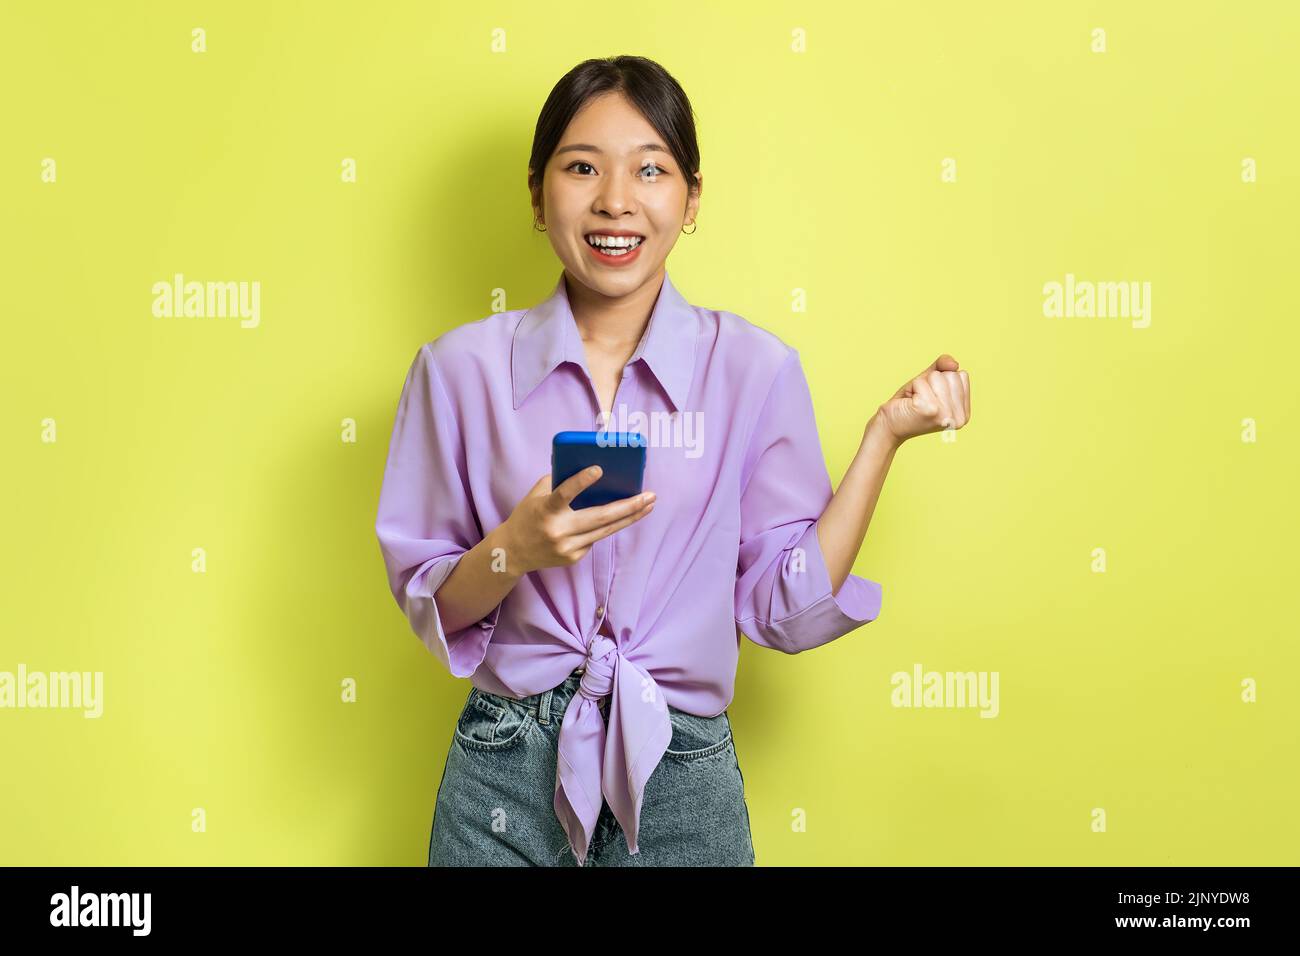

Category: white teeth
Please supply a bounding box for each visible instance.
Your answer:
[586,235,644,252]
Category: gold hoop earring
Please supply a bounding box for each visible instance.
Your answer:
[681,220,697,235]
[533,218,548,232]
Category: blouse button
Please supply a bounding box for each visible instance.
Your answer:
[595,605,605,617]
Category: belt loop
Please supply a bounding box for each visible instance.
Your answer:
[538,687,552,725]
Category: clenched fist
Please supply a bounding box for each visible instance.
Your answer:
[872,354,971,445]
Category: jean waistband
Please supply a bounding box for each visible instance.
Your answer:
[488,668,603,726]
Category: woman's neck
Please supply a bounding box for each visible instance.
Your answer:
[565,268,665,359]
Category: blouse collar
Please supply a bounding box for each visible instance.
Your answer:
[511,269,698,412]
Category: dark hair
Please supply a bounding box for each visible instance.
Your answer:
[527,56,701,207]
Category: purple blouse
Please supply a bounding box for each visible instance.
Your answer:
[375,269,883,865]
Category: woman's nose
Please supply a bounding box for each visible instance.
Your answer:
[596,173,636,214]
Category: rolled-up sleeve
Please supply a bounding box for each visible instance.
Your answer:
[375,342,499,677]
[734,348,883,654]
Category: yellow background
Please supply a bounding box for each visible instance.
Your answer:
[2,1,1296,865]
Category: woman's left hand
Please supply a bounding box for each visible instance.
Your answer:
[870,354,971,446]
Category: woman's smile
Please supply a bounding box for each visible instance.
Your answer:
[583,230,646,266]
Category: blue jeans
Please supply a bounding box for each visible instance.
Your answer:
[428,669,756,866]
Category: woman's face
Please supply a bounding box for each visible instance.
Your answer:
[530,91,701,298]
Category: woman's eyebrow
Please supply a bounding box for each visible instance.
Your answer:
[554,142,670,156]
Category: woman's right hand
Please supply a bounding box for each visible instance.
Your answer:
[498,466,656,575]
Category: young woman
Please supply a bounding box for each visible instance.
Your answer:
[376,55,971,867]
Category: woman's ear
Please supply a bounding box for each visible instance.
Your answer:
[686,171,703,224]
[527,171,543,221]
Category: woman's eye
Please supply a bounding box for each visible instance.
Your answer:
[565,161,667,179]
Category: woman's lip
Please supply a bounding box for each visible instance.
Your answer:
[583,238,644,267]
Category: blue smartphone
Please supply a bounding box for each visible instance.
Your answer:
[551,431,647,509]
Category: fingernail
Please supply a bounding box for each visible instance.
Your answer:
[644,492,656,503]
